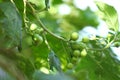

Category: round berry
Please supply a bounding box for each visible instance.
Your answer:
[114,42,120,47]
[73,50,80,57]
[71,42,81,50]
[82,36,89,43]
[70,32,79,41]
[107,33,112,38]
[33,34,43,45]
[81,49,87,57]
[71,41,86,50]
[67,63,73,69]
[71,57,78,63]
[30,23,37,31]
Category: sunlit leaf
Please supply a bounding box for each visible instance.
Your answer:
[95,1,119,31]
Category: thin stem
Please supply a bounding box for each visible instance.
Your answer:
[23,0,29,28]
[35,8,48,13]
[43,33,51,50]
[27,3,68,42]
[87,48,105,51]
[23,0,27,19]
[104,32,117,49]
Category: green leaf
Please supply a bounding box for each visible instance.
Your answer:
[45,0,50,10]
[13,0,24,17]
[95,1,119,31]
[52,0,63,5]
[65,8,99,30]
[75,48,120,80]
[48,50,62,72]
[0,2,22,48]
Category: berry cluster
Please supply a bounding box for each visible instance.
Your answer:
[67,32,89,69]
[29,23,44,46]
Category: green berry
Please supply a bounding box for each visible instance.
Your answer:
[107,33,112,38]
[35,28,44,34]
[71,41,86,50]
[114,42,120,47]
[67,63,73,69]
[71,42,81,50]
[82,36,89,43]
[33,34,43,45]
[71,57,78,63]
[30,23,37,31]
[70,32,79,41]
[81,49,87,57]
[73,50,80,57]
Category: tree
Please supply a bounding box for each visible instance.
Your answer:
[0,0,120,80]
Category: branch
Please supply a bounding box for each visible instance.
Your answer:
[27,3,68,42]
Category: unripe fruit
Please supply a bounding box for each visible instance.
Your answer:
[33,34,43,45]
[82,36,89,43]
[114,42,120,47]
[81,49,87,57]
[71,57,78,63]
[71,41,86,50]
[107,33,112,38]
[90,35,96,40]
[67,63,73,69]
[73,50,80,57]
[70,32,79,41]
[100,41,106,45]
[30,23,37,31]
[71,42,81,50]
[35,28,44,34]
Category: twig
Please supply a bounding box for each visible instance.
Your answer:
[43,33,51,50]
[27,3,68,42]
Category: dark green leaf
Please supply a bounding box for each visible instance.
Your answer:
[48,50,62,72]
[0,2,22,48]
[52,0,63,5]
[13,0,24,17]
[45,0,50,10]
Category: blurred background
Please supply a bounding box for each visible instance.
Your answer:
[0,0,120,80]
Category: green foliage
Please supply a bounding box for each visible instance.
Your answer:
[52,0,63,5]
[0,0,120,80]
[64,8,99,30]
[0,1,22,49]
[96,1,119,32]
[48,50,62,72]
